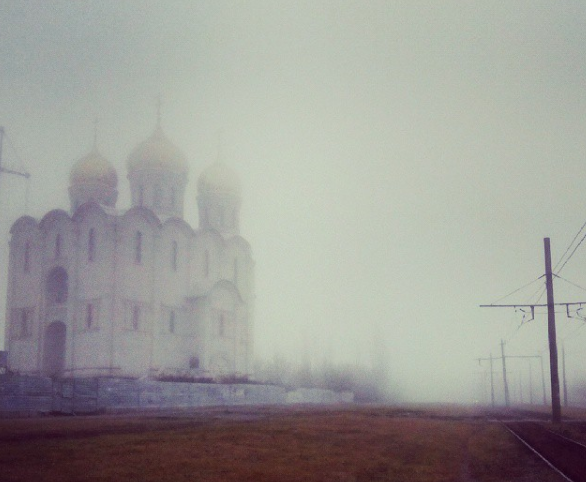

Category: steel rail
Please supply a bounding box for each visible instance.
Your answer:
[541,425,586,450]
[503,422,584,482]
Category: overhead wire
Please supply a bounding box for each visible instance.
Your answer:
[553,219,586,273]
[489,275,544,305]
[528,280,546,305]
[4,132,29,173]
[552,274,586,294]
[484,212,586,363]
[555,231,586,275]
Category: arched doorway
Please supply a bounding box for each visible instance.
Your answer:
[46,267,68,305]
[43,321,66,376]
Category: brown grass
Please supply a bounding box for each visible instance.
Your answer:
[0,406,567,482]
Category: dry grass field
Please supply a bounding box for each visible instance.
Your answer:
[0,405,570,482]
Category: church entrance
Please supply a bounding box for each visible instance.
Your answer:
[43,321,66,376]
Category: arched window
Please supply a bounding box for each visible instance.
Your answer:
[86,303,94,329]
[46,267,68,305]
[20,309,30,337]
[55,234,62,259]
[132,305,140,330]
[24,242,31,273]
[219,313,225,337]
[135,231,142,264]
[169,311,175,334]
[153,184,162,208]
[171,241,178,271]
[88,228,96,262]
[204,250,210,278]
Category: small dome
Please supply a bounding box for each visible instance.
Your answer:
[198,162,241,197]
[127,125,187,173]
[70,148,118,188]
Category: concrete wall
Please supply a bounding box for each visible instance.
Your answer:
[0,375,353,416]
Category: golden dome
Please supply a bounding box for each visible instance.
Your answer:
[198,162,241,197]
[69,148,118,188]
[127,125,188,173]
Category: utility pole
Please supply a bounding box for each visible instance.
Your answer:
[562,343,568,408]
[505,355,544,405]
[478,352,545,407]
[540,355,547,405]
[481,238,584,423]
[528,361,533,405]
[490,352,494,408]
[518,372,523,404]
[544,237,562,423]
[477,354,496,407]
[501,339,510,407]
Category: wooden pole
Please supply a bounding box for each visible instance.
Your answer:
[562,343,568,408]
[0,126,4,172]
[490,353,494,408]
[540,354,547,405]
[529,361,533,405]
[544,237,562,423]
[501,339,510,407]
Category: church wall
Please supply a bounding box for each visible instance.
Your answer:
[222,239,253,303]
[205,282,243,376]
[6,223,42,374]
[70,212,116,374]
[38,214,77,376]
[197,192,240,238]
[111,214,158,377]
[190,231,223,296]
[158,223,191,306]
[129,170,187,219]
[70,298,112,376]
[73,210,116,300]
[234,303,250,376]
[152,223,195,375]
[221,241,253,376]
[153,332,199,376]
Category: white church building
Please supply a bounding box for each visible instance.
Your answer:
[4,119,254,380]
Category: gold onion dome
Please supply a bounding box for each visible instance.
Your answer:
[127,124,188,173]
[198,162,241,197]
[70,147,118,188]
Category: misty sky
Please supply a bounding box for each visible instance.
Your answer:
[2,1,586,403]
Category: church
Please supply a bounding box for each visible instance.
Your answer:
[4,116,254,380]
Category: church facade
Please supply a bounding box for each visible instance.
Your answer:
[4,120,254,380]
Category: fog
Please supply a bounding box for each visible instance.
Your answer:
[2,1,586,403]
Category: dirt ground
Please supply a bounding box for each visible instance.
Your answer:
[0,404,574,481]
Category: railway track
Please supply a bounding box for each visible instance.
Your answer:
[505,422,586,482]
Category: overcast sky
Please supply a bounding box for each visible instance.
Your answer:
[2,1,586,403]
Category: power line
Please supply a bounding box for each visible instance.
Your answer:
[556,231,586,275]
[553,274,586,294]
[489,275,544,305]
[4,131,29,173]
[553,219,586,272]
